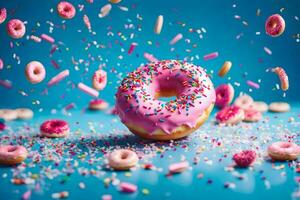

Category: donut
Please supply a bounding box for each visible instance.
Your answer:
[89,99,109,110]
[268,141,300,161]
[25,61,46,84]
[265,14,285,37]
[215,84,234,109]
[109,0,122,3]
[269,102,290,113]
[116,60,215,140]
[0,109,18,121]
[0,145,28,165]
[243,109,262,122]
[57,1,76,19]
[15,108,34,120]
[272,67,289,91]
[234,94,254,110]
[232,150,256,167]
[92,69,107,90]
[0,8,7,24]
[6,19,26,39]
[40,119,69,138]
[250,101,268,113]
[108,149,138,170]
[216,105,244,125]
[0,58,4,70]
[218,61,232,77]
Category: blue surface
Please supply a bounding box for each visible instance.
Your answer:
[0,0,300,199]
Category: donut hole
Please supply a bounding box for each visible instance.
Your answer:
[7,146,17,152]
[280,143,291,148]
[270,21,277,28]
[121,152,128,159]
[33,68,40,75]
[63,6,71,12]
[14,24,22,31]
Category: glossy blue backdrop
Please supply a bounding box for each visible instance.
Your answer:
[0,0,299,110]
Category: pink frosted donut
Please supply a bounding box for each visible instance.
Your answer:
[116,60,215,140]
[268,141,300,161]
[89,99,109,110]
[40,119,69,138]
[7,19,26,39]
[216,105,244,125]
[108,149,138,170]
[92,69,107,90]
[215,84,234,109]
[0,8,7,24]
[0,145,28,165]
[25,61,46,84]
[233,150,256,168]
[265,14,285,37]
[234,94,254,110]
[243,109,262,122]
[57,1,76,19]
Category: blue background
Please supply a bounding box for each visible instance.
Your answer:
[0,0,300,200]
[0,0,299,110]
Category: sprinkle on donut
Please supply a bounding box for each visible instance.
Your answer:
[40,119,70,138]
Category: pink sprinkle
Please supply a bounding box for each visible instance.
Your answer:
[264,47,272,55]
[78,82,99,97]
[169,33,183,45]
[203,52,219,60]
[143,52,158,62]
[0,79,12,89]
[30,35,42,43]
[102,194,112,200]
[22,190,31,200]
[41,34,55,43]
[83,14,91,31]
[64,103,75,110]
[51,60,60,69]
[128,43,137,55]
[48,69,70,87]
[168,161,189,173]
[0,58,3,70]
[119,182,137,193]
[246,80,260,89]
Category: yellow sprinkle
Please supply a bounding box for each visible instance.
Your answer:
[142,189,149,195]
[125,172,132,177]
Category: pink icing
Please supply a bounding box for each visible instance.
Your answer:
[25,61,46,84]
[232,150,256,167]
[115,60,215,134]
[268,141,300,155]
[6,19,26,39]
[0,145,27,160]
[265,14,285,36]
[0,8,7,24]
[216,105,241,123]
[215,84,234,108]
[244,109,262,121]
[90,99,106,105]
[40,119,69,134]
[57,1,76,19]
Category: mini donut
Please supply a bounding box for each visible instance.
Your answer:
[40,119,70,138]
[265,14,285,37]
[233,150,256,168]
[0,109,18,121]
[216,105,244,125]
[25,61,46,84]
[0,8,7,24]
[15,108,34,120]
[116,60,215,140]
[108,149,138,170]
[243,109,262,122]
[92,69,107,90]
[215,84,234,109]
[89,99,109,110]
[250,101,268,113]
[218,61,232,77]
[0,145,28,165]
[109,0,122,4]
[234,94,254,110]
[268,141,300,161]
[6,19,26,39]
[57,1,76,19]
[0,58,4,70]
[269,102,290,113]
